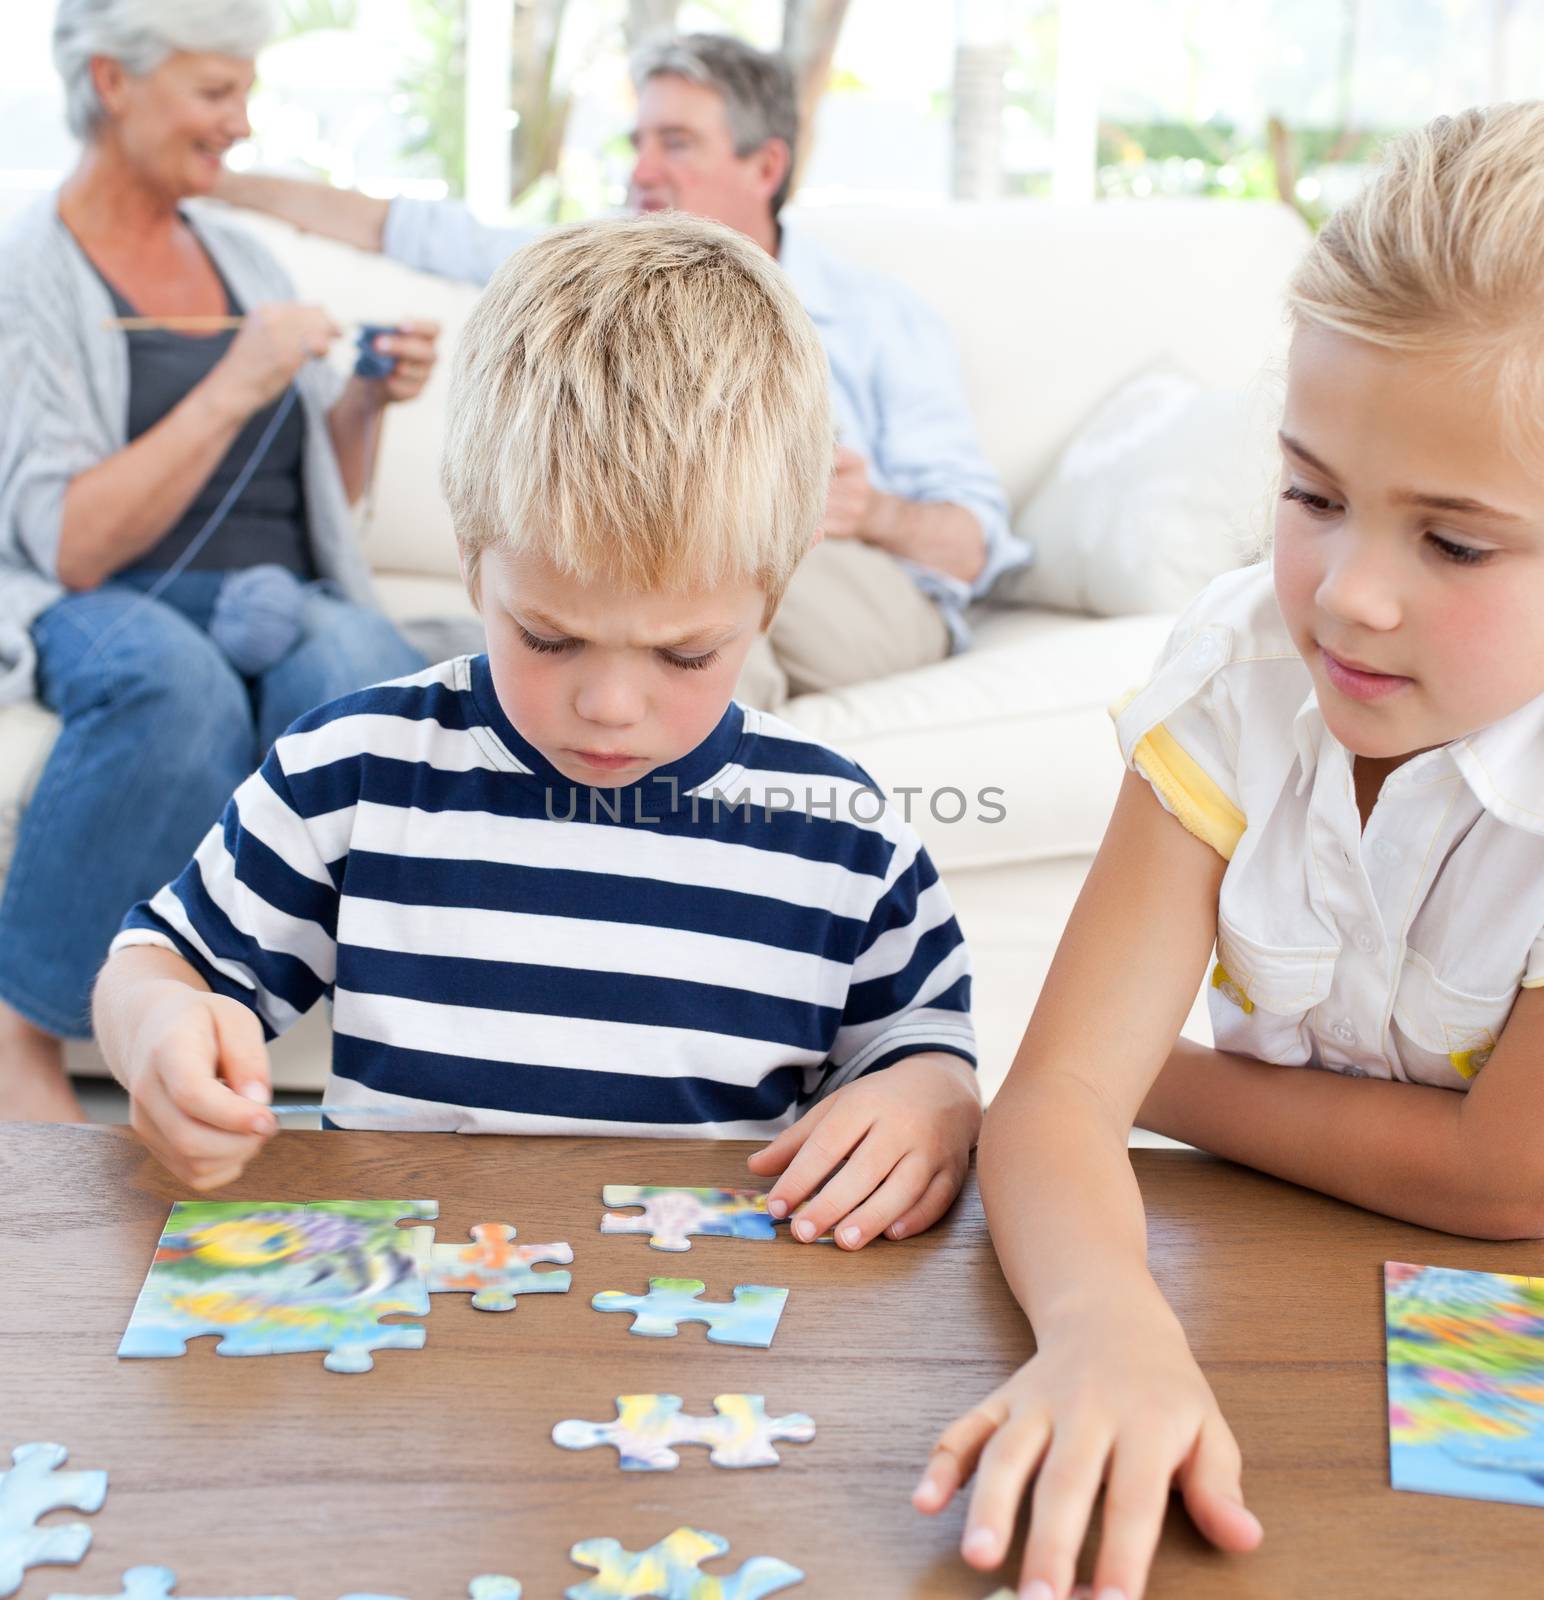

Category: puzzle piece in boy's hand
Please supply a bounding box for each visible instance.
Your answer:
[552,1394,815,1470]
[422,1224,573,1312]
[0,1442,106,1597]
[600,1187,779,1253]
[566,1527,802,1600]
[117,1200,437,1374]
[591,1279,788,1347]
[44,1566,290,1599]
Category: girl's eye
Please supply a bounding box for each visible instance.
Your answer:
[517,626,577,655]
[1428,532,1493,567]
[1281,484,1339,516]
[661,648,720,673]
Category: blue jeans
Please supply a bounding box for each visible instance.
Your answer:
[0,573,423,1038]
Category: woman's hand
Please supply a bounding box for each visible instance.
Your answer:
[914,1306,1262,1600]
[369,319,441,405]
[212,301,340,418]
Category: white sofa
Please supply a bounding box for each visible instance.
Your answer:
[0,196,1310,1096]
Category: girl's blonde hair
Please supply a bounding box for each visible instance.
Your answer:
[441,212,832,615]
[1288,102,1544,449]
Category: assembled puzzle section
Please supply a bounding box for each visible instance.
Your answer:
[553,1394,815,1471]
[566,1527,802,1600]
[0,1442,106,1597]
[1386,1259,1544,1507]
[591,1279,789,1347]
[117,1200,438,1374]
[600,1187,779,1253]
[416,1223,573,1312]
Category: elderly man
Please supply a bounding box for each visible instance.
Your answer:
[222,31,1025,707]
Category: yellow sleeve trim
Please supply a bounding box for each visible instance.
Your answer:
[1131,721,1247,862]
[1522,975,1544,989]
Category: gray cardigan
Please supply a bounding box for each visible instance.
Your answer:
[0,195,379,706]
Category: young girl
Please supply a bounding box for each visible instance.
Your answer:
[912,103,1544,1600]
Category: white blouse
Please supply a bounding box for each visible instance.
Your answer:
[1114,563,1544,1090]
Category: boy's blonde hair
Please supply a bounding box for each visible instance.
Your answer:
[441,212,832,614]
[1288,102,1544,449]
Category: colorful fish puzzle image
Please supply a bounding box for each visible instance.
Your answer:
[552,1394,815,1470]
[117,1200,438,1374]
[1386,1260,1544,1507]
[566,1527,803,1599]
[418,1223,573,1312]
[600,1187,779,1253]
[0,1442,106,1597]
[591,1279,789,1347]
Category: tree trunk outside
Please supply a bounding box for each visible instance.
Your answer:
[781,0,852,199]
[510,0,570,202]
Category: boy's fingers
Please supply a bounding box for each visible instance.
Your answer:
[829,1151,931,1249]
[1090,1437,1180,1600]
[788,1129,898,1242]
[1018,1429,1110,1598]
[747,1106,824,1183]
[960,1411,1053,1570]
[165,1053,275,1138]
[764,1103,865,1217]
[884,1167,962,1241]
[1178,1418,1262,1552]
[914,1400,1005,1513]
[210,1000,272,1110]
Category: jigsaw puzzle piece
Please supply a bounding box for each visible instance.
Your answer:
[600,1188,778,1253]
[553,1395,697,1470]
[566,1527,802,1599]
[0,1442,106,1597]
[45,1566,291,1599]
[336,1581,520,1600]
[552,1395,813,1471]
[423,1223,573,1312]
[118,1200,436,1373]
[591,1280,788,1348]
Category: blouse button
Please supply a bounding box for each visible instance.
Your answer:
[1332,1020,1358,1045]
[1354,927,1379,955]
[1372,838,1403,865]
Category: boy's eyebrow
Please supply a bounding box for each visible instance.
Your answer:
[1279,431,1525,523]
[517,606,738,650]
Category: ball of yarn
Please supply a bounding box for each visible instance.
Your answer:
[210,564,307,677]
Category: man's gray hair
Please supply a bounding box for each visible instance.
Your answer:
[630,32,800,216]
[53,0,277,140]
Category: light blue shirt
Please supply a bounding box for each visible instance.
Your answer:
[381,200,1028,649]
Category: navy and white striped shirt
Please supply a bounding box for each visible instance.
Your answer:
[114,656,976,1136]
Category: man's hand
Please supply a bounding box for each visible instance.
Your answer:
[746,1053,981,1248]
[122,982,277,1191]
[914,1300,1263,1599]
[821,445,880,539]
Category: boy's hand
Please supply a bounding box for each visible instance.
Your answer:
[123,982,277,1191]
[913,1303,1262,1600]
[747,1052,981,1249]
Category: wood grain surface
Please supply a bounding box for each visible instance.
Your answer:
[1,1125,1540,1597]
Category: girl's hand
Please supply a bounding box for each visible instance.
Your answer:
[747,1052,981,1249]
[914,1308,1262,1600]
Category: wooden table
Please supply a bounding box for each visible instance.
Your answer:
[2,1126,1540,1597]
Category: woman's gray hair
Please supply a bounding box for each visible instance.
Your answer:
[629,32,800,215]
[53,0,278,139]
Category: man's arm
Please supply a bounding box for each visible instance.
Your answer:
[216,171,389,252]
[1140,1007,1544,1238]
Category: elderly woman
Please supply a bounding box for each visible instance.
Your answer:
[0,0,439,1120]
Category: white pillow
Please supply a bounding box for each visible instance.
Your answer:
[995,366,1281,616]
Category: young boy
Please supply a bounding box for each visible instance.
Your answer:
[92,213,981,1251]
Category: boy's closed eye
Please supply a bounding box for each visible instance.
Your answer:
[514,623,723,672]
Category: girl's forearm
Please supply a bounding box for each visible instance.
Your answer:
[979,1071,1172,1333]
[1139,1038,1534,1238]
